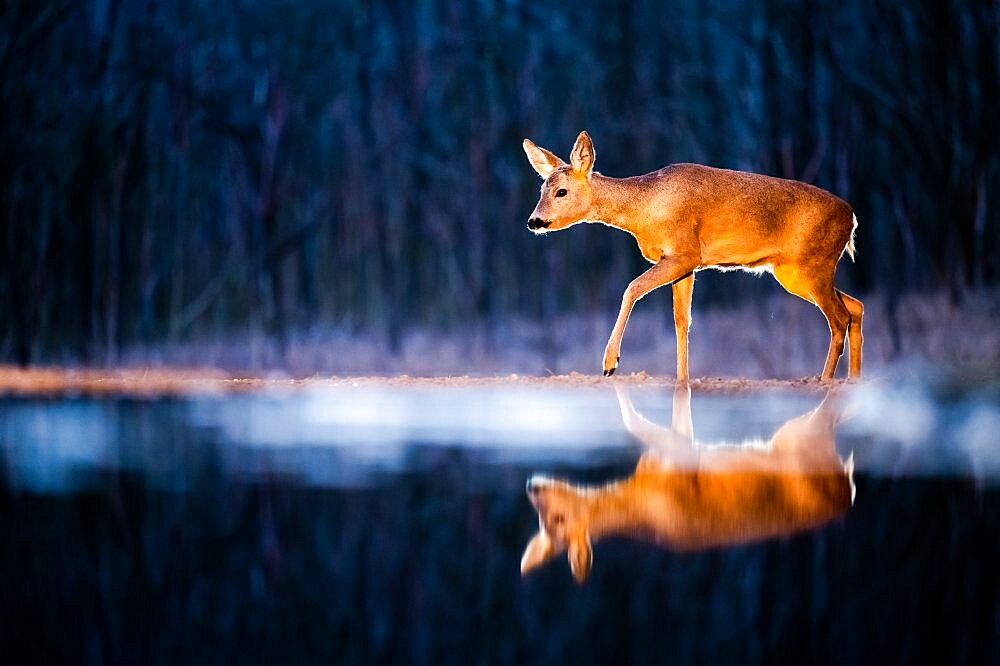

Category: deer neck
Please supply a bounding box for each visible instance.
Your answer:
[583,478,659,538]
[586,174,649,236]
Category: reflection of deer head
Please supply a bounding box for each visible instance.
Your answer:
[522,387,854,583]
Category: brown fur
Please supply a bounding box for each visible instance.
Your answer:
[523,131,864,380]
[520,386,854,582]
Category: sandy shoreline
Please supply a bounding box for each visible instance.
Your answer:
[0,365,855,397]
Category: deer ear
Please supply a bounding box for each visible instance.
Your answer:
[520,531,556,575]
[522,138,565,179]
[569,131,595,176]
[567,531,593,583]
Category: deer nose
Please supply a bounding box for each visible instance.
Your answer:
[527,217,550,230]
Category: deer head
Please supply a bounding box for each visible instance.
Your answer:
[523,131,596,233]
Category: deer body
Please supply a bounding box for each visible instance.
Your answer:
[523,132,864,380]
[585,165,855,269]
[563,453,851,554]
[521,387,854,582]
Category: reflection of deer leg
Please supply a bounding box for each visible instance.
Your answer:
[770,390,845,473]
[671,384,693,440]
[614,386,697,467]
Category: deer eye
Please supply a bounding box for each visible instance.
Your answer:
[555,188,568,198]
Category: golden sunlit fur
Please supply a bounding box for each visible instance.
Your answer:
[523,131,864,381]
[520,387,854,583]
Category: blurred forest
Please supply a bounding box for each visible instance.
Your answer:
[1,0,998,367]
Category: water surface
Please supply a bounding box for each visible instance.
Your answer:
[1,382,998,663]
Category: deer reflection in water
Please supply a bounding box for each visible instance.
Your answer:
[521,387,855,583]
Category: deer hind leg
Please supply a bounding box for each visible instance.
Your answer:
[672,273,695,383]
[815,288,851,379]
[772,265,850,380]
[837,290,864,378]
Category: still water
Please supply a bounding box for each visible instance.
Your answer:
[1,382,998,663]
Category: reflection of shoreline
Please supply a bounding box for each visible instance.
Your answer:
[522,386,854,582]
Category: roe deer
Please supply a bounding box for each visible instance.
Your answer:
[523,131,864,381]
[520,386,854,583]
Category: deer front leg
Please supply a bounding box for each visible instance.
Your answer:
[671,273,695,383]
[603,257,696,376]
